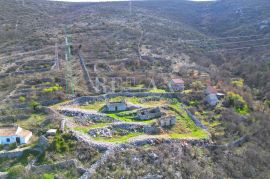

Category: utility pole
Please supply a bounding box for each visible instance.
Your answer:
[15,19,19,31]
[64,28,75,95]
[55,43,59,70]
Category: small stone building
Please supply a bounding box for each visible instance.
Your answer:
[0,125,32,145]
[102,100,127,112]
[46,129,57,136]
[205,86,219,106]
[135,107,161,120]
[206,94,219,106]
[158,116,176,127]
[169,78,185,91]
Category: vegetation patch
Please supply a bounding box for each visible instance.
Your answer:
[225,92,249,115]
[16,113,46,130]
[93,132,143,143]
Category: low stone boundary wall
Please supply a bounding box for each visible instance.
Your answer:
[186,109,207,129]
[63,92,180,106]
[88,122,148,137]
[71,131,115,151]
[0,147,31,158]
[31,159,85,174]
[206,136,248,150]
[125,137,210,147]
[58,107,119,123]
[110,122,146,131]
[182,105,207,129]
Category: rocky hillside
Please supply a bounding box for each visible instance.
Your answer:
[0,0,269,178]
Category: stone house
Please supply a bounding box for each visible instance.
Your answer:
[135,107,161,120]
[102,100,127,112]
[205,86,219,106]
[158,116,176,127]
[206,94,219,106]
[169,78,185,91]
[0,126,32,145]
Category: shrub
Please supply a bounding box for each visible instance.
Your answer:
[231,79,244,87]
[41,173,54,179]
[19,96,26,103]
[226,92,249,114]
[8,164,25,179]
[28,100,41,111]
[49,133,75,153]
[191,81,204,90]
[42,84,62,93]
[264,100,270,107]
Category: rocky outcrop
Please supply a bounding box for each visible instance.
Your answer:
[0,172,8,178]
[88,122,147,137]
[88,127,113,138]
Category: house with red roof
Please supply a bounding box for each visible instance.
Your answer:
[205,86,219,106]
[169,78,185,91]
[205,86,218,95]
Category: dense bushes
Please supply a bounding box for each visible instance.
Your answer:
[224,92,249,115]
[42,84,62,93]
[49,133,76,153]
[7,164,25,179]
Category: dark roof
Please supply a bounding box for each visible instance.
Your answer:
[108,101,125,104]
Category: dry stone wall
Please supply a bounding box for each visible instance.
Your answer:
[63,92,180,106]
[58,108,119,123]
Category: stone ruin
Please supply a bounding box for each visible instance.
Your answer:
[135,107,162,120]
[157,115,176,127]
[101,100,127,112]
[88,127,113,138]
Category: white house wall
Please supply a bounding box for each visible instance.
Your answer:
[0,136,17,145]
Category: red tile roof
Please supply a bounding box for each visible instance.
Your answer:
[171,78,184,84]
[0,126,18,136]
[0,126,32,137]
[206,86,218,94]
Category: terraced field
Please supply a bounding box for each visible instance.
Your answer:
[55,95,209,143]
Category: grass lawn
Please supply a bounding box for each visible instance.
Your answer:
[147,88,166,93]
[74,123,112,133]
[16,113,46,130]
[234,105,249,115]
[165,105,209,139]
[106,112,156,124]
[93,132,143,143]
[79,101,105,111]
[169,129,208,139]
